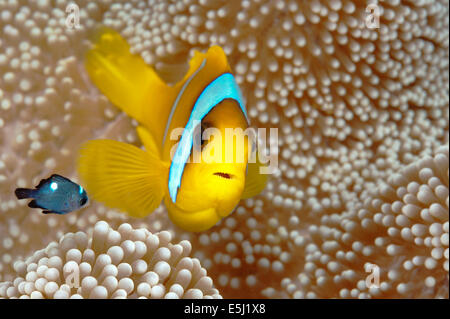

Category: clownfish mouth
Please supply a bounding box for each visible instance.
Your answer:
[213,172,234,179]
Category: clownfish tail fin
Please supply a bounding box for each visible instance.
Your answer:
[84,27,175,147]
[77,139,169,218]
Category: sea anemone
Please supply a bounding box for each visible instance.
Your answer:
[0,221,221,298]
[0,0,448,298]
[268,145,449,298]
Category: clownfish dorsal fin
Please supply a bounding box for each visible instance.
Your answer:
[84,27,175,151]
[171,46,230,93]
[161,46,232,159]
[241,152,268,199]
[77,139,169,218]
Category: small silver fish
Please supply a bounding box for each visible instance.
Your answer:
[14,174,88,215]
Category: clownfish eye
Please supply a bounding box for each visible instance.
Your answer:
[194,122,212,149]
[200,122,213,147]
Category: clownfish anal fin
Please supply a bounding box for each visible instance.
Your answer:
[77,139,169,218]
[85,27,174,148]
[241,153,268,199]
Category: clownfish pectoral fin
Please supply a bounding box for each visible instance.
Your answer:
[241,154,269,199]
[85,27,175,147]
[77,139,169,218]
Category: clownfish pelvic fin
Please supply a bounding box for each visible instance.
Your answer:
[241,152,268,199]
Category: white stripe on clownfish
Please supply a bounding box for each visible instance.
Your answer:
[168,72,249,202]
[162,59,208,147]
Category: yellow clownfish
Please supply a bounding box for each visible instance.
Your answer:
[77,28,267,232]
